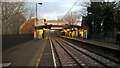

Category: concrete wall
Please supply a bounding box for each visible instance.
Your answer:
[2,34,33,51]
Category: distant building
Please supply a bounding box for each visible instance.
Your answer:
[19,18,36,34]
[35,18,46,27]
[19,18,46,34]
[19,19,85,39]
[46,20,68,30]
[46,20,68,25]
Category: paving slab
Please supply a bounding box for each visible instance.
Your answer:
[2,38,46,67]
[39,39,54,67]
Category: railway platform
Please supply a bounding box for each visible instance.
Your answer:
[38,39,54,67]
[2,38,54,67]
[3,36,120,67]
[61,36,120,51]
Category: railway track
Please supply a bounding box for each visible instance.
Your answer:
[50,37,120,68]
[51,38,82,68]
[59,36,120,64]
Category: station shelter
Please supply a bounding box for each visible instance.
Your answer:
[34,18,52,39]
[61,25,88,39]
[34,25,52,39]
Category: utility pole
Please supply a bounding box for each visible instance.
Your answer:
[35,3,42,40]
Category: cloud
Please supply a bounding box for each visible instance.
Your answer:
[34,0,90,20]
[37,2,74,20]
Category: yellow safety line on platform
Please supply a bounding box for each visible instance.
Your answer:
[36,42,46,68]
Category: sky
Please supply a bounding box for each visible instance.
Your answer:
[1,0,116,20]
[30,0,116,20]
[32,0,89,20]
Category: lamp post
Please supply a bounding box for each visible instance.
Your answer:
[36,3,42,25]
[36,3,42,40]
[88,12,94,39]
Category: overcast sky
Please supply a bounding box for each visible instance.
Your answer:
[32,0,88,20]
[27,0,116,20]
[37,2,73,20]
[0,0,118,20]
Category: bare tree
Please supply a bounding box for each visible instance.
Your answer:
[0,2,2,35]
[22,2,35,20]
[63,12,80,25]
[2,2,35,34]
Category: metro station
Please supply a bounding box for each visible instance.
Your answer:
[2,1,120,68]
